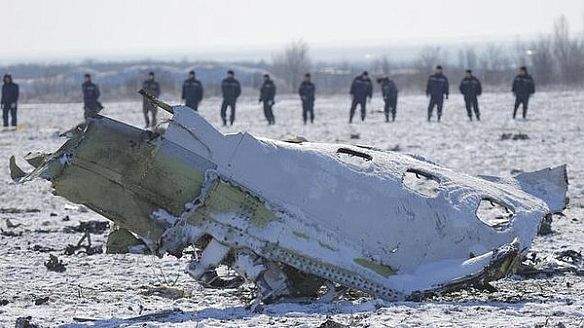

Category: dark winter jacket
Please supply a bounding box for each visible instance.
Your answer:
[512,74,535,99]
[379,78,398,100]
[182,78,203,103]
[350,76,373,101]
[221,77,241,101]
[259,79,276,103]
[298,81,315,101]
[1,82,19,106]
[459,76,482,98]
[82,81,101,109]
[426,73,449,97]
[143,79,161,98]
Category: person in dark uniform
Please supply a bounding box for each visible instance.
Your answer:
[220,70,241,126]
[259,74,276,125]
[349,71,373,123]
[181,70,203,111]
[1,74,19,128]
[142,72,161,128]
[81,74,103,119]
[459,69,482,121]
[426,65,449,122]
[377,76,398,122]
[298,73,316,124]
[512,66,535,119]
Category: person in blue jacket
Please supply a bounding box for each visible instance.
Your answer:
[298,73,316,124]
[81,74,103,119]
[459,69,482,121]
[512,66,535,119]
[426,65,449,122]
[182,70,203,111]
[377,76,398,122]
[1,74,19,128]
[259,74,276,125]
[220,70,241,126]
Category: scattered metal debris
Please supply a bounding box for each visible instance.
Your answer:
[319,319,348,328]
[63,220,109,234]
[517,250,584,277]
[0,229,22,237]
[32,245,56,253]
[33,296,50,306]
[64,232,102,255]
[0,208,40,214]
[44,255,66,273]
[501,133,530,141]
[15,316,40,328]
[140,286,192,300]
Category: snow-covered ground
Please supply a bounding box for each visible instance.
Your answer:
[1,91,583,327]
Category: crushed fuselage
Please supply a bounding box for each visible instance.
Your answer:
[12,103,568,303]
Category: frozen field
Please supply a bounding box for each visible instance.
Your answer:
[1,90,583,327]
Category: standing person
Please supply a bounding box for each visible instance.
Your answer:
[426,65,449,122]
[1,74,19,129]
[377,76,398,122]
[298,73,316,124]
[181,70,203,111]
[512,66,535,119]
[220,70,241,126]
[142,72,161,128]
[259,74,276,125]
[349,71,373,123]
[459,69,482,121]
[82,73,103,119]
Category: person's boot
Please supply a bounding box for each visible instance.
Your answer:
[468,116,473,122]
[222,119,227,126]
[437,115,441,122]
[476,115,480,121]
[385,114,389,123]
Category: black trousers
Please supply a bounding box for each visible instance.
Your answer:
[384,96,397,121]
[143,100,158,127]
[427,96,444,121]
[464,96,480,120]
[513,97,529,119]
[2,104,17,127]
[185,100,199,111]
[262,101,275,124]
[221,99,236,125]
[350,98,367,122]
[302,99,314,123]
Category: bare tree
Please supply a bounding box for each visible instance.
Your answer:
[371,55,392,75]
[527,36,554,84]
[271,40,312,92]
[458,48,478,70]
[553,15,584,84]
[416,46,448,74]
[478,43,511,85]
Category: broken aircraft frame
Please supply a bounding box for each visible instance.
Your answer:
[10,91,568,304]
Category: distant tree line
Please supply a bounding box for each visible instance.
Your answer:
[2,15,582,103]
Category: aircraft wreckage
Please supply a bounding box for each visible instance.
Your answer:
[10,91,568,305]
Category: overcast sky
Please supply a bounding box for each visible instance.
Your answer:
[2,0,583,62]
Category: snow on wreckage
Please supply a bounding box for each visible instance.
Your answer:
[9,91,568,306]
